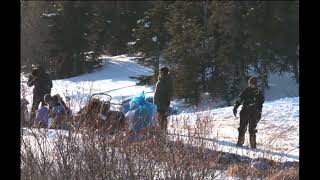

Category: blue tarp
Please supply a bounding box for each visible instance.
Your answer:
[125,91,157,133]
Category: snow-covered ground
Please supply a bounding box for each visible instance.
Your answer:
[168,97,299,162]
[20,54,299,162]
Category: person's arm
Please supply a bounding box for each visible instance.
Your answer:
[27,75,36,87]
[45,73,53,89]
[168,76,174,100]
[154,81,160,105]
[257,91,265,112]
[234,90,245,109]
[233,89,245,116]
[49,77,53,89]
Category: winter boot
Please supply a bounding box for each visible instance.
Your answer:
[236,133,245,146]
[249,133,256,149]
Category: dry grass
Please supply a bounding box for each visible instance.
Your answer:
[21,116,299,180]
[20,87,299,179]
[267,168,299,180]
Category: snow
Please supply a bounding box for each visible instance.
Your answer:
[21,55,154,113]
[168,97,299,162]
[264,72,299,101]
[152,36,157,42]
[144,22,150,27]
[42,13,58,17]
[21,54,299,163]
[137,19,144,24]
[127,41,136,45]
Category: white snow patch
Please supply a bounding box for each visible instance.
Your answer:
[42,13,58,17]
[144,22,151,27]
[152,36,157,42]
[127,41,136,45]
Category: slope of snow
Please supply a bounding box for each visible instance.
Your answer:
[21,55,154,112]
[168,97,299,162]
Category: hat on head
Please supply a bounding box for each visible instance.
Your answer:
[160,67,169,74]
[31,68,40,76]
[44,94,53,104]
[248,76,258,86]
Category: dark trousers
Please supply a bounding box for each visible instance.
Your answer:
[238,107,261,135]
[156,102,170,130]
[30,94,46,121]
[157,110,168,130]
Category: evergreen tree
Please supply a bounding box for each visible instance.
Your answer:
[102,1,152,55]
[131,1,171,82]
[21,1,298,104]
[45,2,102,78]
[21,1,53,73]
[164,1,208,104]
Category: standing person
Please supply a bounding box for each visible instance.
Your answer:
[233,76,265,149]
[27,66,53,121]
[21,85,30,126]
[154,67,174,130]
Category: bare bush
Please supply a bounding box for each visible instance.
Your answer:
[21,100,299,179]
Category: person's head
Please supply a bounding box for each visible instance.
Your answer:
[88,97,101,113]
[52,94,61,101]
[37,65,45,73]
[160,67,169,76]
[248,76,258,88]
[31,68,40,77]
[44,94,54,106]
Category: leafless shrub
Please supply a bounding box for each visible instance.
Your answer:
[21,94,298,179]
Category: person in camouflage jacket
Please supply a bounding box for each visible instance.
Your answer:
[233,76,265,149]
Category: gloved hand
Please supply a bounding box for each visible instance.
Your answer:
[233,107,237,117]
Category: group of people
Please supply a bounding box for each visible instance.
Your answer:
[154,68,265,149]
[22,65,264,149]
[22,66,71,129]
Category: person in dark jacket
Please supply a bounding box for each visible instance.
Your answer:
[233,76,265,149]
[27,66,53,121]
[154,67,174,130]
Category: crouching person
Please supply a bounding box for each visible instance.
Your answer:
[52,94,72,119]
[34,99,50,128]
[233,77,265,149]
[33,94,69,129]
[73,97,102,130]
[43,94,66,129]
